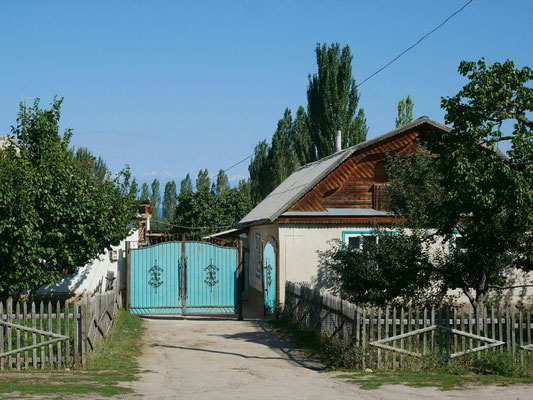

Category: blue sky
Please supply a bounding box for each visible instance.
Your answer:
[1,1,531,188]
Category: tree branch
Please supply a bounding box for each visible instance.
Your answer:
[479,136,515,144]
[488,284,533,290]
[518,115,533,130]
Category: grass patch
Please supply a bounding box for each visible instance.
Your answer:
[269,311,533,390]
[0,308,145,399]
[335,371,533,390]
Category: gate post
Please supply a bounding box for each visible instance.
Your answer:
[237,240,244,321]
[125,241,131,312]
[181,235,187,316]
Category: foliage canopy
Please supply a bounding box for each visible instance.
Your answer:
[321,59,533,309]
[0,98,138,296]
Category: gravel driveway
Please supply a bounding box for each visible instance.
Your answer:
[128,312,532,400]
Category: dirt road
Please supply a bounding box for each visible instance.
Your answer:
[129,314,531,400]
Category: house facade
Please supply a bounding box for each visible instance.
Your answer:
[232,116,452,313]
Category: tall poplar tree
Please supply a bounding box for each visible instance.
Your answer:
[396,95,414,127]
[290,105,314,166]
[307,43,368,158]
[150,179,161,224]
[180,174,193,195]
[214,169,230,198]
[196,169,210,194]
[139,183,150,201]
[270,108,296,187]
[249,140,272,205]
[162,180,177,222]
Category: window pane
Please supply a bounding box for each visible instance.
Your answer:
[363,235,378,247]
[348,237,360,249]
[455,236,465,252]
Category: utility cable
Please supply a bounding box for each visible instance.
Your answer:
[217,1,473,175]
[356,0,473,88]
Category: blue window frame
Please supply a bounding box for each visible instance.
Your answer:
[342,230,397,250]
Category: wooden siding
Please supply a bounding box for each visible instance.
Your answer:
[287,130,420,212]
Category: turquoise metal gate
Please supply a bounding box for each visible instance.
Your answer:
[129,241,238,315]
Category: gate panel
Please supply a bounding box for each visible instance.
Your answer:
[263,242,276,315]
[130,242,182,315]
[185,242,237,314]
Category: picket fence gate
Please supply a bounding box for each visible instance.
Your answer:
[0,288,118,370]
[285,282,533,369]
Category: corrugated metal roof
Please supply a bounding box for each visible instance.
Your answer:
[238,117,450,227]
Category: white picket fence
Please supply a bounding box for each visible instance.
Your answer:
[0,287,118,370]
[285,282,533,369]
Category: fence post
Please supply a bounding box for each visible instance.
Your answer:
[81,297,87,368]
[0,301,4,370]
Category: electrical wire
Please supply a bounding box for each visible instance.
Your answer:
[159,1,475,231]
[356,0,473,88]
[217,1,473,175]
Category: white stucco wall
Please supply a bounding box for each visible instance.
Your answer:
[35,229,139,298]
[279,224,381,301]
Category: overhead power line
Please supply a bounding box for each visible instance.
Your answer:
[216,2,473,176]
[356,0,473,88]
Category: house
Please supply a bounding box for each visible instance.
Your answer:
[224,117,449,312]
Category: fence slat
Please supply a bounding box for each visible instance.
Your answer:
[48,301,53,367]
[40,301,45,369]
[469,306,474,351]
[384,306,389,367]
[32,302,37,368]
[65,301,70,366]
[23,302,28,368]
[423,308,427,356]
[56,301,61,369]
[400,307,404,367]
[511,307,516,361]
[491,305,496,353]
[7,299,12,368]
[16,302,21,370]
[518,309,524,365]
[392,307,397,371]
[0,301,4,370]
[377,308,382,369]
[74,303,79,367]
[361,308,366,369]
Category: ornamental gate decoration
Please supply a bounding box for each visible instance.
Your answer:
[128,241,238,315]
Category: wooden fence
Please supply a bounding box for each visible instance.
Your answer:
[285,282,533,369]
[0,287,118,370]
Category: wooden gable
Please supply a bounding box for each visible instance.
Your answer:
[287,129,421,212]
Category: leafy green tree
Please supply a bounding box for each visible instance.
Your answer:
[150,179,161,227]
[237,178,252,207]
[162,180,177,222]
[139,183,150,202]
[0,98,137,297]
[395,95,414,127]
[214,169,230,198]
[307,43,368,157]
[321,59,533,309]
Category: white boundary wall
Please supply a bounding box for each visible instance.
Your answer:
[35,230,139,298]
